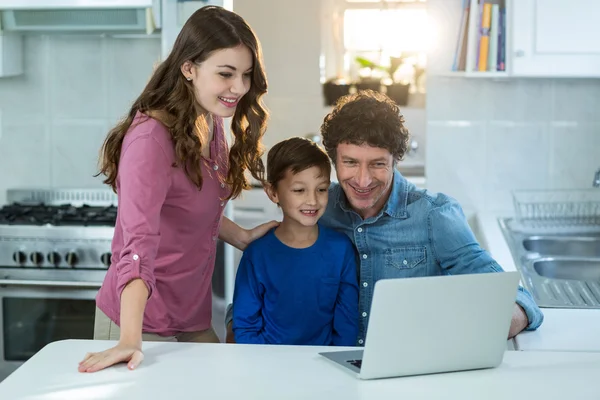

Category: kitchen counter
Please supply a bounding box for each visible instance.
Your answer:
[475,212,600,352]
[0,340,599,399]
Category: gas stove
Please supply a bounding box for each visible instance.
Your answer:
[0,189,118,283]
[0,203,117,226]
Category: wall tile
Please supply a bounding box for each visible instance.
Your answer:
[488,79,553,122]
[552,80,600,123]
[426,77,492,121]
[107,38,161,123]
[484,122,550,212]
[49,36,106,120]
[0,36,165,197]
[0,36,49,123]
[549,123,600,189]
[0,123,51,204]
[50,122,108,188]
[425,121,486,210]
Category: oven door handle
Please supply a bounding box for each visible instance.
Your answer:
[0,279,102,288]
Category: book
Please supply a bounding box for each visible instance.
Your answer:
[477,2,493,71]
[465,0,480,72]
[498,6,506,71]
[452,0,470,71]
[488,4,500,71]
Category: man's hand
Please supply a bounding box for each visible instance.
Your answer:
[508,304,529,339]
[225,321,236,343]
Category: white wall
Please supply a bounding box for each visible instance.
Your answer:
[425,0,600,215]
[0,35,161,204]
[233,0,426,169]
[233,0,326,150]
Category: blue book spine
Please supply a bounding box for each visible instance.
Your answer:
[497,7,505,71]
[501,8,506,70]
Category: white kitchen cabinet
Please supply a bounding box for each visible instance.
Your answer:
[511,0,600,77]
[446,0,600,78]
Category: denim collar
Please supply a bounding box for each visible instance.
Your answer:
[333,169,408,220]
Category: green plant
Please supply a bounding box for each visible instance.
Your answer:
[355,55,407,81]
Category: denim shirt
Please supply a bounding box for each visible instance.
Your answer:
[319,170,544,345]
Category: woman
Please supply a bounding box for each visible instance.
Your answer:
[78,6,276,373]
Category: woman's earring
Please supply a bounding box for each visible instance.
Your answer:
[186,77,192,81]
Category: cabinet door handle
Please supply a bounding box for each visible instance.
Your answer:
[515,50,525,57]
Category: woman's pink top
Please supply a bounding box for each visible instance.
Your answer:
[96,112,230,336]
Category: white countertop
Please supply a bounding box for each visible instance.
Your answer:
[1,340,599,400]
[476,212,600,352]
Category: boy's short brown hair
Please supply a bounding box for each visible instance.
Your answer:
[267,137,331,189]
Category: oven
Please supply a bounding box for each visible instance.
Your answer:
[0,189,116,382]
[0,276,101,380]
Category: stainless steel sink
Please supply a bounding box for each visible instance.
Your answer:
[499,218,600,309]
[533,258,600,281]
[523,236,600,258]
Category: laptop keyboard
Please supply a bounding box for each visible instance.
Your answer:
[346,359,362,369]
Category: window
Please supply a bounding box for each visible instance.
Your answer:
[321,0,433,94]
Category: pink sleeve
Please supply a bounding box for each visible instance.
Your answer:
[114,133,172,299]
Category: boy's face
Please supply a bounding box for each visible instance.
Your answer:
[266,166,330,227]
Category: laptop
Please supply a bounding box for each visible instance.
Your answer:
[319,271,521,380]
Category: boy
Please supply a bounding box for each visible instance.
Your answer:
[232,137,359,345]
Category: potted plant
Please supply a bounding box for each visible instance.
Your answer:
[354,55,411,106]
[384,55,410,106]
[354,56,382,92]
[322,78,351,106]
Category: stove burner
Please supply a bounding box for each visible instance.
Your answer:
[0,203,117,226]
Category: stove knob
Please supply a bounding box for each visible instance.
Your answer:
[47,252,62,266]
[13,251,27,265]
[65,252,79,267]
[100,252,112,268]
[30,252,44,266]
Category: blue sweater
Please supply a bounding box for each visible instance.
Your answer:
[232,225,359,346]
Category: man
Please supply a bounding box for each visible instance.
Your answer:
[226,90,543,344]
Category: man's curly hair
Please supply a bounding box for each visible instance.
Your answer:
[320,90,410,165]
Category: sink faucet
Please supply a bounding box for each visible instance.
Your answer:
[594,168,600,187]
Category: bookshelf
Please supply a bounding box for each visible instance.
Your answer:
[450,0,507,77]
[439,71,508,79]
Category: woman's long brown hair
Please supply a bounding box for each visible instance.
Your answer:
[97,6,268,199]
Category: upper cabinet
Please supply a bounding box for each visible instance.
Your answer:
[511,0,600,77]
[0,33,22,77]
[449,0,600,78]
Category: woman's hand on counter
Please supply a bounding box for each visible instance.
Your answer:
[78,341,144,373]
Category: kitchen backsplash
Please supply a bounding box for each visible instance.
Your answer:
[0,35,161,205]
[425,0,600,215]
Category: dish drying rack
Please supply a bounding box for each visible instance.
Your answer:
[512,189,600,232]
